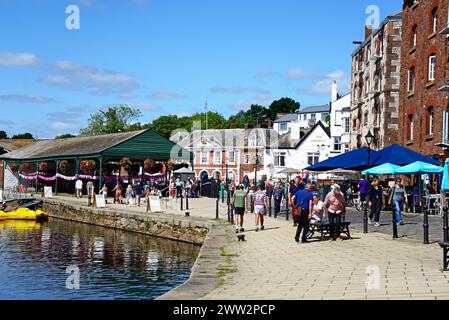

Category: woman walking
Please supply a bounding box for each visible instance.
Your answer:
[389,177,408,225]
[112,182,123,204]
[323,185,346,241]
[368,178,383,227]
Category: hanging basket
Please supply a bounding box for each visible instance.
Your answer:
[9,163,18,172]
[39,162,48,172]
[20,163,31,173]
[144,159,155,171]
[59,160,70,173]
[80,159,96,172]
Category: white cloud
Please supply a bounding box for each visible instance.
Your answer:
[146,91,187,100]
[131,103,162,111]
[41,60,140,97]
[0,52,43,67]
[286,69,316,79]
[211,86,271,95]
[307,70,351,95]
[49,121,79,131]
[229,94,272,111]
[0,94,55,104]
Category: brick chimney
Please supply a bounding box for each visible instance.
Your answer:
[365,25,373,39]
[331,80,338,102]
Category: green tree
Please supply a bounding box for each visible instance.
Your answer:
[80,105,142,136]
[144,115,189,139]
[11,133,34,139]
[0,130,8,139]
[267,97,300,121]
[55,134,76,139]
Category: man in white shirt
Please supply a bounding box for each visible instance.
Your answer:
[75,179,83,199]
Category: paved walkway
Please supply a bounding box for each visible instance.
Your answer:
[202,216,449,300]
[48,195,449,300]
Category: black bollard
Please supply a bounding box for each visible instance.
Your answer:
[268,195,272,217]
[444,206,449,243]
[180,192,184,211]
[285,197,290,221]
[423,206,429,244]
[250,194,254,213]
[392,203,398,239]
[363,201,368,234]
[216,198,219,220]
[186,193,189,210]
[227,190,232,223]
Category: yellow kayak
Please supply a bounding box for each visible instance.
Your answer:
[0,208,49,221]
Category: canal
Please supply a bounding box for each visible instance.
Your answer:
[0,218,200,300]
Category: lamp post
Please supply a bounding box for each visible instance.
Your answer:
[364,130,374,234]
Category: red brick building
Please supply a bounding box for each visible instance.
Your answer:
[400,0,449,160]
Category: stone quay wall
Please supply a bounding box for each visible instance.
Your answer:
[43,199,210,245]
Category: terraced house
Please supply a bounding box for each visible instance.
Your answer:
[399,0,449,160]
[350,12,402,150]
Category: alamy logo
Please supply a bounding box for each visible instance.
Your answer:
[66,5,80,30]
[366,265,380,290]
[65,265,80,290]
[365,5,380,31]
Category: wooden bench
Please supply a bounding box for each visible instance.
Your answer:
[308,222,351,241]
[439,242,449,271]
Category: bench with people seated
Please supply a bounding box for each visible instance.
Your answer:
[308,222,352,241]
[439,242,449,271]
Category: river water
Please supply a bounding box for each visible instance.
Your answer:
[0,218,200,300]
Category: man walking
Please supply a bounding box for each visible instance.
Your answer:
[75,178,83,199]
[86,180,94,207]
[289,177,305,227]
[135,181,143,207]
[292,183,314,243]
[273,181,284,218]
[232,185,247,233]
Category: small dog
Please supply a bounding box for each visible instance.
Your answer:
[237,234,246,242]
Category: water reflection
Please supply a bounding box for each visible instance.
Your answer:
[0,218,200,300]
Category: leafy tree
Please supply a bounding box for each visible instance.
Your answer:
[0,131,8,139]
[267,97,300,121]
[11,133,34,139]
[80,105,142,136]
[55,134,76,139]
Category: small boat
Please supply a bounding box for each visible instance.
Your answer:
[0,208,49,221]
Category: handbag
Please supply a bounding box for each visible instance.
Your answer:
[293,191,310,220]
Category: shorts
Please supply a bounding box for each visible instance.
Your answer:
[234,207,245,215]
[254,205,265,214]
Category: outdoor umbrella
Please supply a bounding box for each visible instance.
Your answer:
[372,145,440,166]
[395,161,443,175]
[442,158,449,192]
[306,147,379,172]
[277,167,299,175]
[361,163,401,176]
[395,161,443,244]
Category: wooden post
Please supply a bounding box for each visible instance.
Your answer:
[99,156,103,193]
[55,160,59,195]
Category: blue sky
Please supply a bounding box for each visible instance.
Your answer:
[0,0,401,138]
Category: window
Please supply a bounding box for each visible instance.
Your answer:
[408,115,414,141]
[303,114,307,121]
[274,152,286,167]
[412,25,417,47]
[201,150,208,164]
[279,122,288,132]
[444,109,449,143]
[428,107,434,135]
[227,150,235,164]
[364,111,369,126]
[432,8,438,33]
[311,114,316,121]
[333,137,342,151]
[244,154,250,164]
[344,118,350,133]
[321,113,329,121]
[307,152,320,166]
[429,54,436,81]
[408,67,415,92]
[214,150,222,164]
